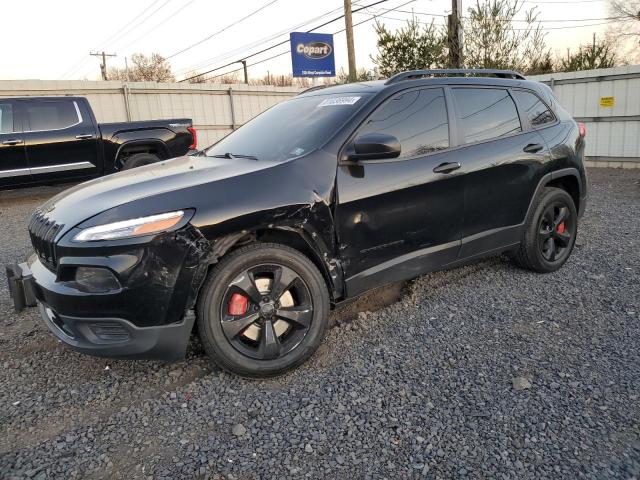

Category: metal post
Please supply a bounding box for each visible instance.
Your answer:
[228,88,237,130]
[122,84,132,121]
[241,60,248,84]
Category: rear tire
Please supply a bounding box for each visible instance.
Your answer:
[196,243,330,377]
[121,153,160,170]
[514,186,578,273]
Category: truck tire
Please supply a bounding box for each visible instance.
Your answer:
[121,153,160,170]
[196,243,330,377]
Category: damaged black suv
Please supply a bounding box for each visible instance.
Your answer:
[7,69,587,377]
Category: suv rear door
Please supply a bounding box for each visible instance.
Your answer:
[336,86,465,296]
[17,98,100,183]
[449,86,551,258]
[0,100,30,188]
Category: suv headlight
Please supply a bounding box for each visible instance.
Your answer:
[73,210,185,242]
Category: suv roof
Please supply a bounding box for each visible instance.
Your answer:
[298,69,545,98]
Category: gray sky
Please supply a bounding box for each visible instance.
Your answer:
[0,0,612,81]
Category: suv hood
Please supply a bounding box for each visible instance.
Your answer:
[38,155,276,230]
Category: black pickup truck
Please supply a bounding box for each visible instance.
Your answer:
[0,96,196,189]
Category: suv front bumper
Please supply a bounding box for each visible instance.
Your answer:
[6,255,198,361]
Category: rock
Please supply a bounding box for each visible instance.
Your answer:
[232,424,247,437]
[512,376,532,391]
[305,443,313,453]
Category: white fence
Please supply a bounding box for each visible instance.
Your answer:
[2,69,639,168]
[0,80,301,148]
[530,65,640,168]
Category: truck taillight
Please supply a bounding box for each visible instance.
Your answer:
[578,122,586,138]
[187,127,197,150]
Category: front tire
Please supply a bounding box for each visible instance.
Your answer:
[196,243,330,377]
[514,186,578,272]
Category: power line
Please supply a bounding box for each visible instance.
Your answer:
[166,0,282,60]
[174,2,355,76]
[116,0,196,53]
[173,3,349,76]
[60,0,163,79]
[101,0,172,50]
[63,0,173,79]
[96,0,163,50]
[180,0,398,82]
[202,0,417,82]
[523,0,603,3]
[379,8,626,22]
[375,13,629,30]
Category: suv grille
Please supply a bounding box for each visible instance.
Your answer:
[28,211,64,271]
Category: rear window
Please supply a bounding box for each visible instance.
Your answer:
[24,100,81,132]
[453,88,521,144]
[512,90,556,127]
[206,93,371,162]
[0,103,14,133]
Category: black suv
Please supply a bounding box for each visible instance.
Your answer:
[8,69,587,377]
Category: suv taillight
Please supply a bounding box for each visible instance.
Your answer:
[578,122,586,138]
[187,126,197,150]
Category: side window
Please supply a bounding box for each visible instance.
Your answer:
[23,100,81,132]
[453,88,521,144]
[0,103,14,133]
[512,90,556,127]
[360,88,449,158]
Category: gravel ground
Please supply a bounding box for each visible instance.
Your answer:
[0,168,639,480]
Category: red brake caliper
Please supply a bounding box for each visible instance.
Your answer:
[556,221,566,234]
[228,293,248,315]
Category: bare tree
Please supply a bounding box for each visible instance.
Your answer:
[109,53,175,82]
[606,0,640,62]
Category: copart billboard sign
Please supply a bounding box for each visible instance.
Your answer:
[290,32,335,77]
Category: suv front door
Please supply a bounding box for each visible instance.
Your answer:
[449,87,551,258]
[0,100,30,188]
[17,98,100,184]
[336,87,465,296]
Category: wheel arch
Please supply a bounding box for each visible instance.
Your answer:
[201,227,344,305]
[525,168,582,221]
[115,139,169,168]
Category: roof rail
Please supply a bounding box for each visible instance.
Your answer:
[385,69,526,84]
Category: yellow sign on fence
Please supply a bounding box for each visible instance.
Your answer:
[599,96,615,108]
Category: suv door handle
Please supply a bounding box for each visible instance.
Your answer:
[433,162,461,174]
[1,139,23,145]
[523,143,544,153]
[75,134,93,140]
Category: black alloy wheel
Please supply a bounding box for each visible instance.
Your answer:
[514,186,578,273]
[220,264,313,360]
[538,203,574,262]
[196,243,329,377]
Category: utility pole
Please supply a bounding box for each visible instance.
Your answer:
[344,0,357,82]
[447,0,462,68]
[241,59,248,84]
[90,51,116,80]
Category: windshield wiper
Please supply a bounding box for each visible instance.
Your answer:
[210,152,258,160]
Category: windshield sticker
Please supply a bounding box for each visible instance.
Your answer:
[318,96,361,107]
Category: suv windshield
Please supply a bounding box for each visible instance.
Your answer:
[205,93,371,162]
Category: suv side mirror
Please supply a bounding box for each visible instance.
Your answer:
[346,133,401,161]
